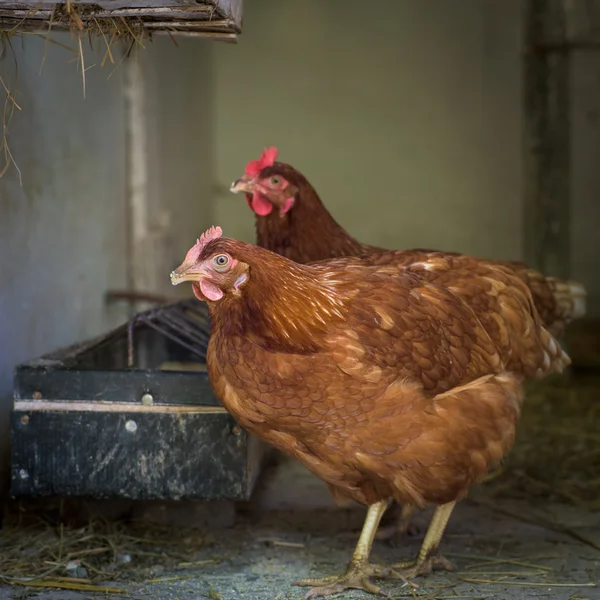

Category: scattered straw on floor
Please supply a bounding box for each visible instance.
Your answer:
[449,553,597,591]
[0,372,597,592]
[483,371,600,510]
[0,517,213,590]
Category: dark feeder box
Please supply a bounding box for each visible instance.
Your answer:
[10,299,271,526]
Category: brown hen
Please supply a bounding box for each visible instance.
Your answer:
[171,226,569,598]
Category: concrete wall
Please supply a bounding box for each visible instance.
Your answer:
[133,38,215,296]
[571,54,600,317]
[213,0,525,262]
[0,34,213,497]
[0,34,128,497]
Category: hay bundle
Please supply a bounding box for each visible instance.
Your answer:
[0,0,241,41]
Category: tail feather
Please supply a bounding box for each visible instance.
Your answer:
[547,278,587,322]
[537,326,572,377]
[517,268,587,338]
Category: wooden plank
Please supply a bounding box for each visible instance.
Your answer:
[0,0,241,23]
[212,0,241,30]
[14,400,227,413]
[0,0,219,10]
[523,0,571,279]
[143,19,233,29]
[0,0,242,35]
[153,30,237,41]
[0,7,217,19]
[0,18,238,39]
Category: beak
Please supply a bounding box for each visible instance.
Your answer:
[230,176,254,194]
[170,263,207,286]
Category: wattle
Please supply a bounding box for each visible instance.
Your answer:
[199,279,223,301]
[250,192,273,216]
[192,282,206,301]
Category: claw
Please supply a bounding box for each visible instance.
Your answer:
[376,555,455,586]
[294,561,388,598]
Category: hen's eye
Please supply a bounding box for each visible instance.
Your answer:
[212,254,230,271]
[269,175,281,186]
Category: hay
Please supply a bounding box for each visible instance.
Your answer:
[482,371,600,509]
[0,33,22,182]
[1,4,150,91]
[0,3,151,180]
[0,515,211,588]
[1,3,149,47]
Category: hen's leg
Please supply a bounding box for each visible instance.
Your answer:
[376,503,419,542]
[294,499,389,598]
[380,501,456,585]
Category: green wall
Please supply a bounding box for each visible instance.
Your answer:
[212,0,524,262]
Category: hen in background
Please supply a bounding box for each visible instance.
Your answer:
[171,227,570,598]
[230,147,585,340]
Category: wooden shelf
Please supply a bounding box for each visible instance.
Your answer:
[0,0,242,41]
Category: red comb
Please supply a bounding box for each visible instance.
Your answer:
[184,225,223,263]
[244,146,278,176]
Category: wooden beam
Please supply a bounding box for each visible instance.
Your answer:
[212,0,242,30]
[0,1,217,10]
[523,0,571,279]
[0,21,238,39]
[0,6,217,19]
[0,0,242,36]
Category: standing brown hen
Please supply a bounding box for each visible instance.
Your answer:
[230,147,586,542]
[230,147,586,339]
[171,226,569,598]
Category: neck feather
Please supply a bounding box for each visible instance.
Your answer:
[255,165,366,263]
[210,254,347,353]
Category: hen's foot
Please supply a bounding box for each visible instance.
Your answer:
[375,521,420,543]
[379,555,455,586]
[376,504,418,544]
[294,560,387,598]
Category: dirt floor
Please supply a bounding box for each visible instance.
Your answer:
[0,372,599,600]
